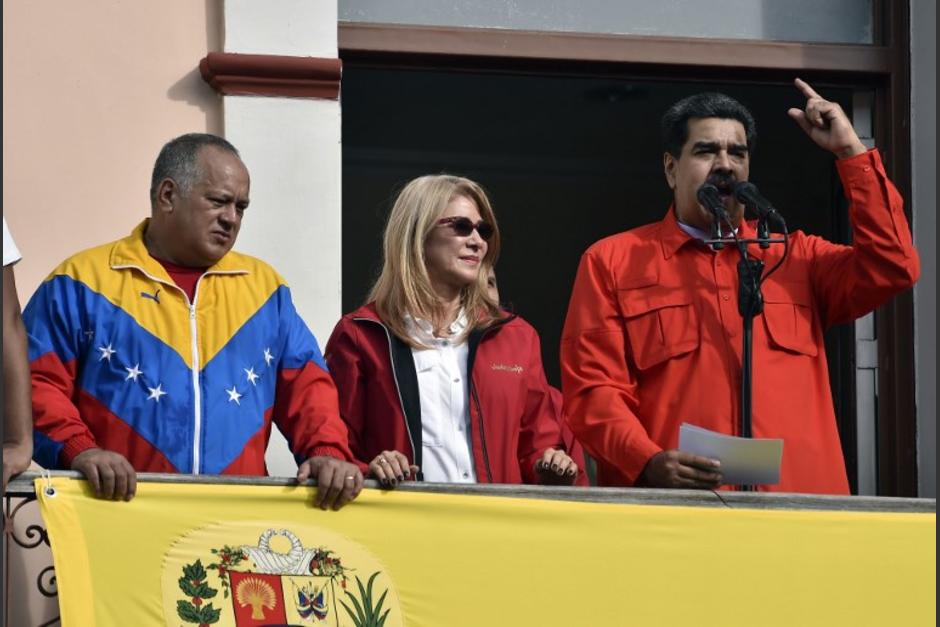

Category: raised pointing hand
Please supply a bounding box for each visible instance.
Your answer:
[787,78,867,159]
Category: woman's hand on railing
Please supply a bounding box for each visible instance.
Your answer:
[368,450,419,489]
[535,448,579,486]
[296,456,364,510]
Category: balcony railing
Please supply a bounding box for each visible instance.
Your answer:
[4,470,935,626]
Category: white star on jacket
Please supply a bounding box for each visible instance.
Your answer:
[263,348,274,366]
[125,364,143,381]
[98,343,116,361]
[226,386,242,405]
[244,367,260,386]
[147,384,167,402]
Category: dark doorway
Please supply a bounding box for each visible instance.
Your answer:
[340,65,858,489]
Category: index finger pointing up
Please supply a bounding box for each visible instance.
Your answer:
[794,77,822,100]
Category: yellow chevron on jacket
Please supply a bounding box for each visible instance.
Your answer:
[44,220,288,367]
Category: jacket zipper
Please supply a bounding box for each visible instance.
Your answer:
[353,318,418,463]
[467,318,513,484]
[469,381,493,483]
[112,264,243,475]
[188,278,204,475]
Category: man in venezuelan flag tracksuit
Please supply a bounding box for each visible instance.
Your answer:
[25,133,363,509]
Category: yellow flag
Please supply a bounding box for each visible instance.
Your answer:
[37,478,934,626]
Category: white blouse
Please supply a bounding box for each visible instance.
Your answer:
[404,310,477,483]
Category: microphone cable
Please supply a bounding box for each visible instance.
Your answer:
[716,205,790,289]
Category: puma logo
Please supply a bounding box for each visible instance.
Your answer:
[140,288,161,304]
[491,363,523,374]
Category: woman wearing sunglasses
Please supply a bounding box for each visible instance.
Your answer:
[325,174,580,487]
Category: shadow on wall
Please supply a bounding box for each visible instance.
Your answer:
[166,68,223,136]
[165,0,224,135]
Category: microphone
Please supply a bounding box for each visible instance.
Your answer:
[696,183,728,249]
[733,182,787,232]
[696,183,727,221]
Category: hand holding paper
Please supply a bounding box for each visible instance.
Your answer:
[678,423,784,486]
[638,449,723,489]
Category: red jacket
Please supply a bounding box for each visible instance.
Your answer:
[325,303,581,484]
[561,150,919,494]
[549,388,589,486]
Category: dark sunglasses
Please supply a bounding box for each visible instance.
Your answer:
[436,216,495,241]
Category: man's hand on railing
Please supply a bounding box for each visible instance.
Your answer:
[296,456,364,511]
[2,441,33,495]
[71,448,137,501]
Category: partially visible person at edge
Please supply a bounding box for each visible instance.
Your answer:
[325,174,580,487]
[24,133,363,508]
[560,79,919,494]
[3,216,33,494]
[485,268,589,486]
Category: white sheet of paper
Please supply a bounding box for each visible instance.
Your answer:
[678,423,784,486]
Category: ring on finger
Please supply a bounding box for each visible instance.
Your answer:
[346,476,355,481]
[379,458,389,464]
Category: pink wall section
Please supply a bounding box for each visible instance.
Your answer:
[2,0,224,304]
[2,2,223,623]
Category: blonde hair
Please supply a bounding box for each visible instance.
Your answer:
[368,174,503,347]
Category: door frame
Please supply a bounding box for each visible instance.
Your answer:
[338,0,917,495]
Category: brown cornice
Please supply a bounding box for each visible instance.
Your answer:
[199,52,342,99]
[339,22,892,74]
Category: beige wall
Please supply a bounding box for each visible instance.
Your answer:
[2,0,223,304]
[2,2,222,623]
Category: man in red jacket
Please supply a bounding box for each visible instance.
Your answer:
[561,79,919,494]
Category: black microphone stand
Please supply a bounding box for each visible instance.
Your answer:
[702,200,787,492]
[736,246,763,443]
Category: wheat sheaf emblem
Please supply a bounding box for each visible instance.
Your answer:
[173,528,397,626]
[235,576,276,619]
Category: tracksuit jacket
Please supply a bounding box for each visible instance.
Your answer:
[325,303,585,484]
[26,220,353,474]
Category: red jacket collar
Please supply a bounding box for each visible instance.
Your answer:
[659,205,758,260]
[348,301,514,326]
[349,302,382,322]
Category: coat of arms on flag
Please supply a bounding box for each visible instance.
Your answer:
[161,522,401,626]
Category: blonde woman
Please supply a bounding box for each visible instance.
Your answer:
[325,175,579,486]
